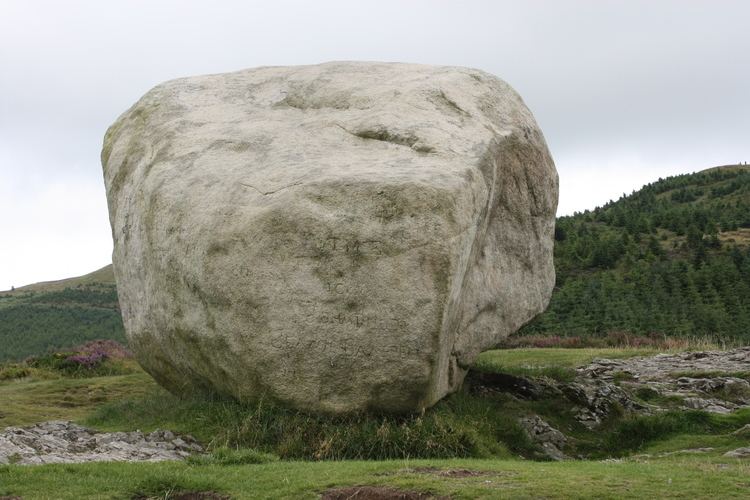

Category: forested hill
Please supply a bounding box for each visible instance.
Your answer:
[0,266,124,361]
[520,164,750,342]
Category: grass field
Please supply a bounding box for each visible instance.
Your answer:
[2,347,750,499]
[3,455,750,499]
[0,370,152,427]
[473,347,659,381]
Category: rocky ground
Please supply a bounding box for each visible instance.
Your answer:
[474,347,750,461]
[580,347,750,414]
[0,420,203,465]
[3,348,749,466]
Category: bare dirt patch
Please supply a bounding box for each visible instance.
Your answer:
[132,491,229,500]
[411,467,492,478]
[376,467,502,479]
[321,486,450,499]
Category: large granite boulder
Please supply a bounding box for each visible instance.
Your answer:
[102,62,558,413]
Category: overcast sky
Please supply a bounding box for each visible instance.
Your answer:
[1,0,748,290]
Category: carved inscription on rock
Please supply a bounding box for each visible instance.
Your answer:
[295,233,385,259]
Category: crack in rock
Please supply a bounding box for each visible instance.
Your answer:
[239,181,303,196]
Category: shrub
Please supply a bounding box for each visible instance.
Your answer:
[0,364,30,380]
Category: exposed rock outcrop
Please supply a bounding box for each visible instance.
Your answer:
[578,348,750,382]
[102,62,558,413]
[0,421,202,465]
[518,415,569,460]
[731,424,750,437]
[563,380,648,429]
[472,347,750,433]
[724,447,750,458]
[578,347,750,417]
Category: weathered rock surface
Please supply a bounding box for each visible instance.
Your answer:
[578,347,750,416]
[578,348,750,382]
[563,380,649,429]
[518,415,569,460]
[472,347,750,435]
[0,421,202,464]
[102,62,558,413]
[724,447,750,458]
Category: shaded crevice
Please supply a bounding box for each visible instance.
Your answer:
[433,90,470,117]
[276,94,351,111]
[336,124,435,153]
[239,181,303,196]
[462,302,498,332]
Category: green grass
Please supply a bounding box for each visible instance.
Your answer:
[0,369,155,427]
[84,386,531,460]
[2,456,750,499]
[79,347,750,461]
[6,346,748,462]
[3,346,750,498]
[473,347,655,381]
[187,447,280,466]
[641,432,750,455]
[604,409,750,455]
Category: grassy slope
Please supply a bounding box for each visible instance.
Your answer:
[0,370,152,427]
[2,348,750,499]
[4,264,115,294]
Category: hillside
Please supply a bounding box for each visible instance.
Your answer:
[0,265,124,361]
[7,264,115,293]
[520,164,750,342]
[2,164,749,361]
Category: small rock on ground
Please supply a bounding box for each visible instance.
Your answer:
[724,447,750,458]
[518,415,568,460]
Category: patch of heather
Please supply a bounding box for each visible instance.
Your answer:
[66,350,107,369]
[23,340,135,376]
[71,340,133,360]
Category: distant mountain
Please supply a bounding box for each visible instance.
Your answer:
[0,265,123,361]
[3,164,749,361]
[520,164,750,342]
